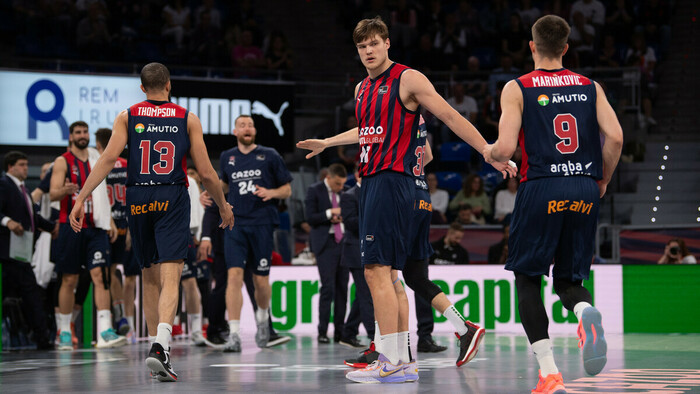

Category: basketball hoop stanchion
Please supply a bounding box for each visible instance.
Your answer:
[82,284,94,348]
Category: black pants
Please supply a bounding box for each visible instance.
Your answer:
[1,259,49,343]
[413,258,435,342]
[342,267,374,339]
[316,237,349,336]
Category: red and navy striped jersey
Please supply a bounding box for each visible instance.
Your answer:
[515,68,602,182]
[355,63,419,177]
[59,151,93,227]
[126,100,190,187]
[106,157,128,226]
[412,116,428,190]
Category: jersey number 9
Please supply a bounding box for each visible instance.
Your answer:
[553,113,579,154]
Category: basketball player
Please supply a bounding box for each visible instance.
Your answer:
[483,15,623,393]
[217,115,293,352]
[297,16,515,383]
[50,121,126,350]
[95,128,131,336]
[69,62,234,382]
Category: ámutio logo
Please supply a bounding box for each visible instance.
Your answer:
[537,94,550,106]
[135,123,145,133]
[26,79,69,140]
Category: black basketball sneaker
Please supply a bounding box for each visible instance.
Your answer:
[146,343,178,382]
[344,341,379,368]
[456,321,486,367]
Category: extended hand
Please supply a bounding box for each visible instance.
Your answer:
[197,239,212,261]
[219,202,235,230]
[296,139,328,159]
[253,185,274,201]
[7,220,24,236]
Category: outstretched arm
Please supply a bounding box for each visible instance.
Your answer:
[296,127,359,159]
[486,80,522,163]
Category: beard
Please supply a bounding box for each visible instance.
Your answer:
[237,135,255,146]
[73,138,89,150]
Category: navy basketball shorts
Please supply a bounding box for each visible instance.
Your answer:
[505,176,600,281]
[407,188,434,261]
[126,184,190,270]
[181,234,198,281]
[360,171,416,270]
[122,249,141,277]
[54,223,110,274]
[224,224,274,276]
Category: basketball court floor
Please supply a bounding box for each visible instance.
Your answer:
[1,332,699,392]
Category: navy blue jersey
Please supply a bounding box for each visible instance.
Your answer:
[38,166,52,193]
[516,68,602,182]
[106,157,128,226]
[219,145,293,226]
[126,100,190,187]
[412,116,428,190]
[355,63,419,177]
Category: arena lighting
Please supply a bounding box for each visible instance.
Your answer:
[661,165,665,170]
[655,196,660,201]
[653,207,658,212]
[697,217,700,222]
[658,175,663,180]
[663,155,668,160]
[657,186,661,191]
[651,217,656,222]
[664,145,669,150]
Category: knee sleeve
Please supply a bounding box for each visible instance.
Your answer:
[402,259,442,303]
[514,273,549,344]
[553,278,592,311]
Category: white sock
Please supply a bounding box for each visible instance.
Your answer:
[443,305,468,335]
[380,333,400,365]
[148,335,157,345]
[173,315,180,325]
[58,313,72,334]
[397,331,410,363]
[373,321,381,353]
[532,339,559,376]
[156,323,172,349]
[574,302,593,321]
[255,308,269,324]
[228,320,240,335]
[189,313,202,334]
[96,309,112,335]
[71,308,81,323]
[126,316,135,332]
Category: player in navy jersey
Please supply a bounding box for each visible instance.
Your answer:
[50,121,126,351]
[484,15,623,393]
[95,128,132,337]
[215,115,293,352]
[298,16,516,384]
[69,63,233,383]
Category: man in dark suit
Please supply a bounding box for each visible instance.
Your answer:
[305,163,349,343]
[0,151,55,349]
[339,169,374,349]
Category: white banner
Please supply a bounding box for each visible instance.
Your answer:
[236,265,623,335]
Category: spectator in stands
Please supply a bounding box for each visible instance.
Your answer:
[479,0,511,46]
[597,35,623,68]
[389,0,417,63]
[232,29,265,74]
[430,222,470,265]
[191,10,224,66]
[412,33,444,74]
[489,54,520,97]
[195,0,222,29]
[456,0,481,44]
[518,0,542,29]
[265,31,293,72]
[488,223,510,265]
[543,0,571,20]
[449,174,492,222]
[570,0,605,31]
[464,56,487,100]
[434,12,467,71]
[501,13,529,68]
[482,80,506,140]
[422,0,445,38]
[162,0,191,50]
[605,0,634,39]
[658,239,697,264]
[636,0,671,52]
[625,33,657,127]
[455,203,483,226]
[569,11,596,68]
[442,82,478,143]
[494,177,518,223]
[427,173,448,224]
[76,2,112,59]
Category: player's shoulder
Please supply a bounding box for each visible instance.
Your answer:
[256,145,282,157]
[220,146,238,159]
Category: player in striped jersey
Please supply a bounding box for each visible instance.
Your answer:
[298,16,516,384]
